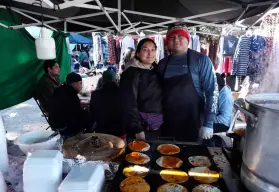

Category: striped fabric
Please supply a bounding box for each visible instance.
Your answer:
[232,35,252,76]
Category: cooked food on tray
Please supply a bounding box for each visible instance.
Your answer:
[188,156,212,167]
[126,152,150,165]
[156,156,183,169]
[128,141,150,152]
[123,165,150,177]
[160,169,189,183]
[192,184,222,192]
[157,144,180,155]
[157,183,188,192]
[120,176,150,192]
[189,167,219,184]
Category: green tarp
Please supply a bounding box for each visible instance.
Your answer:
[0,9,70,110]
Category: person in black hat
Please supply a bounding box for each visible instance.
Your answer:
[49,72,90,138]
[90,70,126,139]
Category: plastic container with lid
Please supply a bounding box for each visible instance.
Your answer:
[0,115,8,173]
[58,164,105,192]
[23,150,63,192]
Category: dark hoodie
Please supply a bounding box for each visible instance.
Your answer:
[120,59,163,134]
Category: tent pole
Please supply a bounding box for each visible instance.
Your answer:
[0,23,9,29]
[118,0,121,32]
[234,5,250,23]
[75,23,138,34]
[67,11,115,20]
[127,7,241,32]
[248,1,278,7]
[121,12,139,35]
[67,20,113,32]
[11,7,59,20]
[11,19,62,29]
[95,0,118,31]
[248,3,278,29]
[64,20,67,33]
[76,4,117,12]
[142,22,168,28]
[59,0,95,10]
[123,22,141,31]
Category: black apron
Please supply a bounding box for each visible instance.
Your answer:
[161,52,204,142]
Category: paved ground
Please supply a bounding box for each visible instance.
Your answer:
[0,99,48,140]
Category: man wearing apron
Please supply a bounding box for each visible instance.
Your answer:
[158,23,218,142]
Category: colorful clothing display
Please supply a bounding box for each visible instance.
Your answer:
[189,34,201,52]
[155,34,165,62]
[223,35,239,56]
[107,35,117,64]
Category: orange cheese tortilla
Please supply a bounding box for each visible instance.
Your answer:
[123,165,149,177]
[189,167,219,184]
[160,169,189,183]
[128,141,150,152]
[157,183,188,192]
[126,152,150,165]
[157,144,180,155]
[120,176,150,192]
[192,184,222,192]
[156,156,183,169]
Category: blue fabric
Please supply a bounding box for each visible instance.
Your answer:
[215,85,234,127]
[160,49,218,128]
[69,33,92,44]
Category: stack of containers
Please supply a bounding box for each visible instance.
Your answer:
[0,115,9,173]
[23,150,63,192]
[59,164,105,192]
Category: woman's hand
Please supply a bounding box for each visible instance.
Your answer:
[135,131,146,141]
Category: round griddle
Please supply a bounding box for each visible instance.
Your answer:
[63,133,125,161]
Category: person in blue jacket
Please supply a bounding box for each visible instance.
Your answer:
[214,73,234,132]
[158,22,218,142]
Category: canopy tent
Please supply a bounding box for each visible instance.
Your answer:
[0,9,70,109]
[0,0,278,35]
[68,33,92,44]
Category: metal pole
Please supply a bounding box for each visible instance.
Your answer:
[59,0,95,9]
[95,0,118,31]
[121,12,139,35]
[67,20,113,32]
[11,19,62,29]
[64,20,67,33]
[75,23,138,34]
[67,11,114,20]
[118,0,121,32]
[123,22,141,31]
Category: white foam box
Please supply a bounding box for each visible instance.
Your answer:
[23,150,63,192]
[59,164,105,192]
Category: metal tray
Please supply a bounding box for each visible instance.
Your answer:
[113,141,229,192]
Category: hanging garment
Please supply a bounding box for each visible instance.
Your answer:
[102,37,108,64]
[160,51,204,142]
[216,36,224,73]
[223,35,239,56]
[107,35,117,64]
[208,40,218,67]
[222,56,232,74]
[92,33,103,65]
[120,36,135,65]
[189,35,201,52]
[247,35,265,82]
[155,35,165,62]
[232,35,252,76]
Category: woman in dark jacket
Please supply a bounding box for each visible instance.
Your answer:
[120,38,163,141]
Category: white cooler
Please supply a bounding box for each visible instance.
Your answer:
[23,150,63,192]
[59,164,105,192]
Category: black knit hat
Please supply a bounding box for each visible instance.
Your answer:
[66,72,82,84]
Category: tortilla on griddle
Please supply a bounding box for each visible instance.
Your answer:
[160,169,189,183]
[192,184,222,192]
[157,144,180,155]
[128,141,150,152]
[126,152,150,165]
[156,156,183,169]
[188,156,212,167]
[123,165,149,177]
[157,183,188,192]
[120,176,150,192]
[189,167,219,184]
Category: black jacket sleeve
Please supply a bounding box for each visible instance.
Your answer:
[120,68,143,134]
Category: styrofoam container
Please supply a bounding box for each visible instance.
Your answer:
[0,171,6,192]
[0,115,8,173]
[24,150,63,192]
[14,130,60,155]
[59,164,105,192]
[35,28,56,60]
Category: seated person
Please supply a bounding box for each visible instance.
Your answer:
[49,72,90,137]
[214,73,234,132]
[35,60,61,113]
[90,70,126,139]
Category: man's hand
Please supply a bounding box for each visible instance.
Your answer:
[135,131,146,141]
[199,126,213,140]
